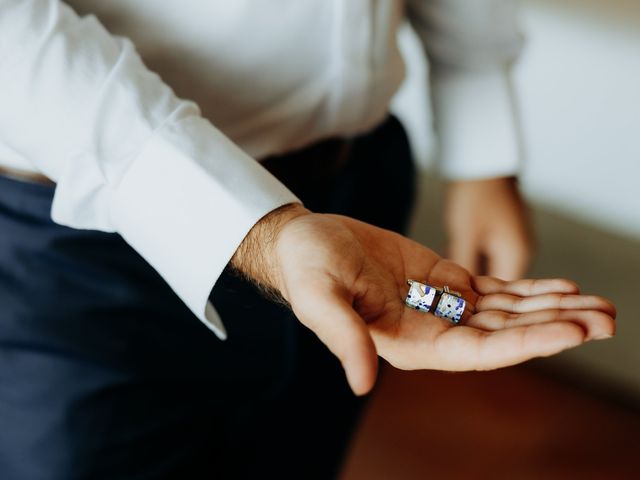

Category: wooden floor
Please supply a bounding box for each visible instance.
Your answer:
[341,366,640,480]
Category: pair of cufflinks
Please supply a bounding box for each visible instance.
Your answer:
[405,279,466,324]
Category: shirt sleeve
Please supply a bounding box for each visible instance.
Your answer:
[405,0,526,180]
[0,0,300,339]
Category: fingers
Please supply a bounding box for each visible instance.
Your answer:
[292,285,379,396]
[434,322,586,371]
[473,276,580,296]
[476,293,617,318]
[466,309,615,340]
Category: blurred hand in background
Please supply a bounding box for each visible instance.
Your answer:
[445,176,533,280]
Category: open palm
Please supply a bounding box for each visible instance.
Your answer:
[273,212,616,395]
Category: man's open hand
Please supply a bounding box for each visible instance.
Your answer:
[232,204,616,396]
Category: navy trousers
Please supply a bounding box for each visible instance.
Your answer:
[0,116,415,479]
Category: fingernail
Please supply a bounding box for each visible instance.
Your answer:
[594,333,614,340]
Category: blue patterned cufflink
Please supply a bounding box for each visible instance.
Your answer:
[434,291,465,325]
[405,279,437,312]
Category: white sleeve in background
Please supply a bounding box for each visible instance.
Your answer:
[406,0,525,180]
[0,0,300,339]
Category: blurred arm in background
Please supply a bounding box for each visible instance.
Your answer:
[407,0,532,280]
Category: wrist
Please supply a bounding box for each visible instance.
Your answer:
[447,175,518,190]
[446,177,520,214]
[231,202,310,295]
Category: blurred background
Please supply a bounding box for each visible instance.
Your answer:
[342,0,640,478]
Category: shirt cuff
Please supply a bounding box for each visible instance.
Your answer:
[430,67,523,181]
[105,116,299,339]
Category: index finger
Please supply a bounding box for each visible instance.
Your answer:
[472,276,580,297]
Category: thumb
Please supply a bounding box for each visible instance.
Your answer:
[292,285,379,395]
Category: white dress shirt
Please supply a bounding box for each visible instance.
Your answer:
[0,0,524,339]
